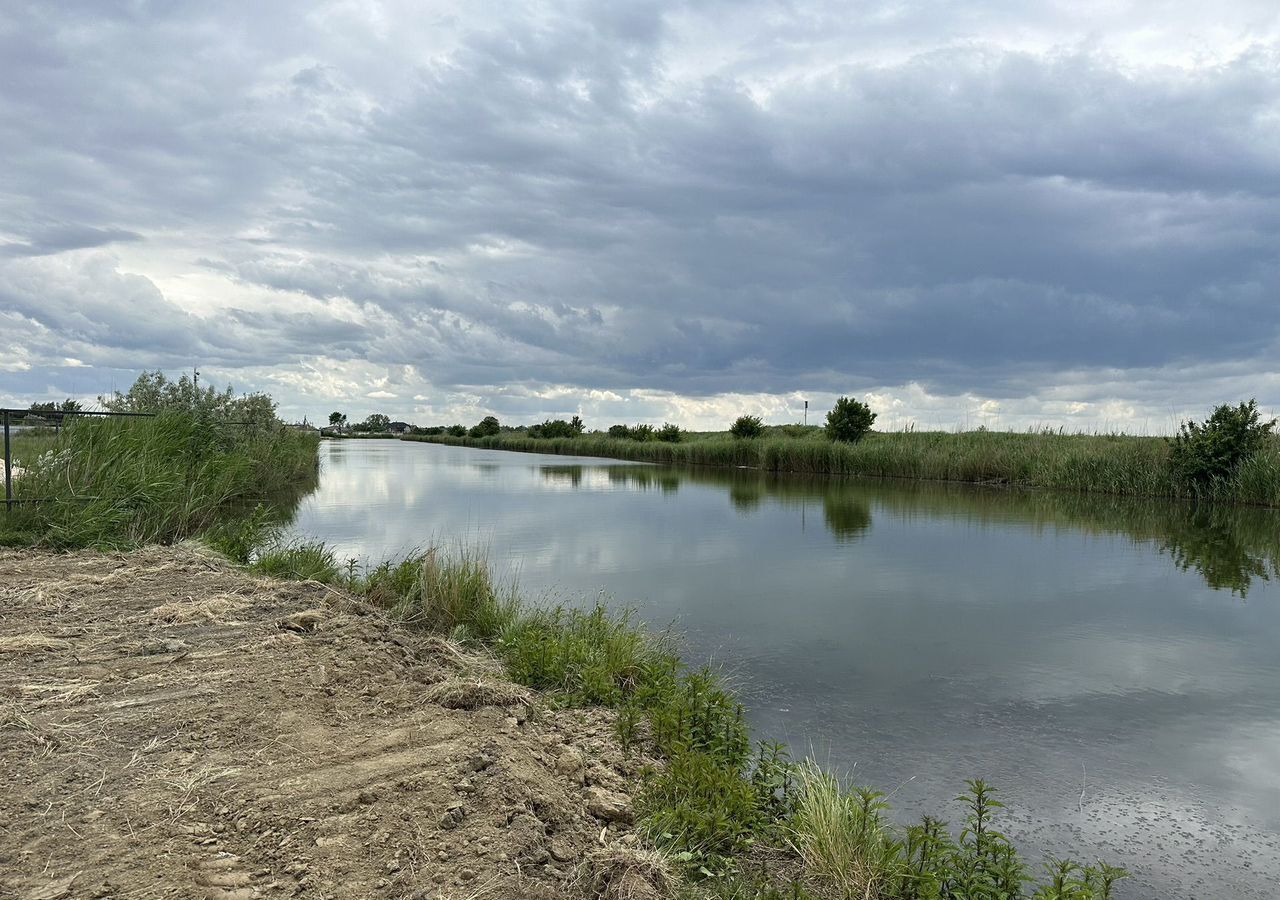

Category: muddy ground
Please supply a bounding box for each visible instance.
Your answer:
[0,545,668,900]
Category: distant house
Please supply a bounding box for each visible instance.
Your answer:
[387,421,411,434]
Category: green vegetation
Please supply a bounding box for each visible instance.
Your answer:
[406,417,1280,506]
[825,397,876,444]
[659,422,684,443]
[731,415,765,439]
[237,540,1129,897]
[469,415,501,438]
[1169,399,1276,490]
[606,422,683,443]
[352,413,392,433]
[2,373,319,549]
[527,416,585,438]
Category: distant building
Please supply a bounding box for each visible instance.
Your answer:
[387,421,411,434]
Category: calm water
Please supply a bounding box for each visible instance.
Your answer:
[288,439,1280,899]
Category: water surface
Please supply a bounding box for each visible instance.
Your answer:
[287,439,1280,899]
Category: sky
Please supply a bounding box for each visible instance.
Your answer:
[2,0,1279,432]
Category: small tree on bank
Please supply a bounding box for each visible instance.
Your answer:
[470,415,500,438]
[730,415,764,439]
[328,411,347,428]
[825,397,877,443]
[1170,399,1276,487]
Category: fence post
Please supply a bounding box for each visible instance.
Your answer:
[4,409,11,511]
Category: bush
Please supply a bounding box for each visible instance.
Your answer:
[825,397,877,443]
[607,424,632,439]
[469,415,500,438]
[528,418,583,439]
[1170,400,1276,488]
[658,423,683,443]
[729,415,764,439]
[630,424,656,442]
[447,424,467,437]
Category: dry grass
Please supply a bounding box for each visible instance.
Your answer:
[421,677,531,710]
[142,593,248,625]
[0,633,73,654]
[576,846,676,900]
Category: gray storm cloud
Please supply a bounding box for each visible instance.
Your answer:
[1,0,1278,426]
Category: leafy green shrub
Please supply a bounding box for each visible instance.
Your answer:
[658,423,683,443]
[608,424,632,439]
[1170,400,1276,488]
[631,423,656,442]
[469,415,500,438]
[825,396,877,443]
[528,418,584,439]
[447,423,467,437]
[730,415,764,439]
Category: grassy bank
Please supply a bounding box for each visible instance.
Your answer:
[1,412,319,549]
[405,429,1280,506]
[245,538,1130,899]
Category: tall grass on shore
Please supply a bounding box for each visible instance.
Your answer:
[241,538,1128,898]
[405,428,1280,506]
[1,412,319,549]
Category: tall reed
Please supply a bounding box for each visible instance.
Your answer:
[1,413,319,548]
[404,429,1280,506]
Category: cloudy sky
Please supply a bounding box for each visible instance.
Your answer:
[3,0,1278,431]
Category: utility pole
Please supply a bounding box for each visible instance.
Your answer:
[804,400,808,427]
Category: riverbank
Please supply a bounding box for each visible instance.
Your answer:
[1,412,320,549]
[0,544,665,899]
[404,429,1280,506]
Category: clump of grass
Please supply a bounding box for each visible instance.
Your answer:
[251,541,341,583]
[789,765,906,898]
[363,548,518,640]
[500,604,657,705]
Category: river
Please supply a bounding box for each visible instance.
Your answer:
[286,438,1280,899]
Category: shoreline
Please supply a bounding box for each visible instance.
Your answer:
[0,544,667,900]
[399,431,1280,508]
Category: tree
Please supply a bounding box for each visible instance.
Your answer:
[470,415,500,438]
[657,423,682,443]
[328,411,347,428]
[825,397,877,443]
[447,424,467,437]
[730,415,764,439]
[100,370,278,426]
[357,413,391,433]
[1170,399,1276,487]
[528,419,580,439]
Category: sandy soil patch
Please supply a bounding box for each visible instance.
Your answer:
[0,545,657,899]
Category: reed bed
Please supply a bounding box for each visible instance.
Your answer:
[404,429,1280,506]
[1,413,319,549]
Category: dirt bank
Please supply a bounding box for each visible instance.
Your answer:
[0,545,664,900]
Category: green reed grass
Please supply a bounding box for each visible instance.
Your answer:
[1,412,319,549]
[405,428,1280,506]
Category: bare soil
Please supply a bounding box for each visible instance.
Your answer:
[0,546,665,900]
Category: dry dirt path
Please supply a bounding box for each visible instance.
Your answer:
[0,546,661,900]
